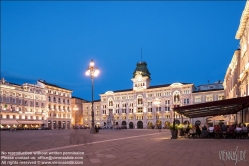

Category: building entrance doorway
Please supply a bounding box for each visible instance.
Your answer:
[137,121,143,129]
[129,122,134,129]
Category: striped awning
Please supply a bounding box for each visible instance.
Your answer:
[0,119,19,125]
[17,120,43,124]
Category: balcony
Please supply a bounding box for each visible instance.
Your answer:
[35,112,42,115]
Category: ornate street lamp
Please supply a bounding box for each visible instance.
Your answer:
[85,60,100,134]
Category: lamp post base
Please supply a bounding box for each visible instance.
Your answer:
[90,127,96,134]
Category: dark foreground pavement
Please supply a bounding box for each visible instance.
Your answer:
[1,129,249,166]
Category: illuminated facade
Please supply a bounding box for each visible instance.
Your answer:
[224,1,249,124]
[71,97,87,126]
[192,82,226,125]
[0,78,47,129]
[37,80,73,129]
[83,100,101,127]
[83,62,225,128]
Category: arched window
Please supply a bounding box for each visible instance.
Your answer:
[137,96,143,105]
[109,100,113,106]
[173,91,180,103]
[108,98,113,106]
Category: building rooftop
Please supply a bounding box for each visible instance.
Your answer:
[101,82,193,94]
[193,88,224,93]
[72,96,88,102]
[38,80,72,91]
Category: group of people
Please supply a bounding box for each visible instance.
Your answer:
[186,123,249,138]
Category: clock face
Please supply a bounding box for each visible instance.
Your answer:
[135,74,142,79]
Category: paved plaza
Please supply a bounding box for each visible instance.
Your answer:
[1,129,249,166]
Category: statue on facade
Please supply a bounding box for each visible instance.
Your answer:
[107,110,115,128]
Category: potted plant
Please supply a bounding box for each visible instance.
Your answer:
[169,124,178,139]
[178,124,185,136]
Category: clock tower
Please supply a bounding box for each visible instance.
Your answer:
[131,61,151,91]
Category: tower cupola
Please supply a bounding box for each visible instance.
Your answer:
[131,61,151,91]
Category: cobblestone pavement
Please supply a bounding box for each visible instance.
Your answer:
[1,129,249,166]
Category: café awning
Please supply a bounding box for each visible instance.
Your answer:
[0,119,19,125]
[17,120,43,124]
[173,96,249,118]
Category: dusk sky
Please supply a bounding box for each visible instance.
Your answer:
[1,1,246,101]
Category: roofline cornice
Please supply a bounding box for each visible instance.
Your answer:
[236,1,249,39]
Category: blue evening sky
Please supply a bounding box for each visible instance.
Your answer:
[1,1,246,101]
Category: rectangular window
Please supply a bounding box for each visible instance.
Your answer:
[184,99,190,104]
[195,97,201,103]
[206,96,213,102]
[165,107,170,111]
[148,94,153,97]
[218,95,225,100]
[137,107,143,113]
[165,100,170,105]
[147,108,152,112]
[165,92,171,96]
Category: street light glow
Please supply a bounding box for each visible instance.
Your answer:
[94,69,100,77]
[85,70,90,76]
[90,60,94,67]
[85,59,99,134]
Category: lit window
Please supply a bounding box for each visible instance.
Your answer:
[206,96,213,102]
[137,98,143,104]
[137,107,143,113]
